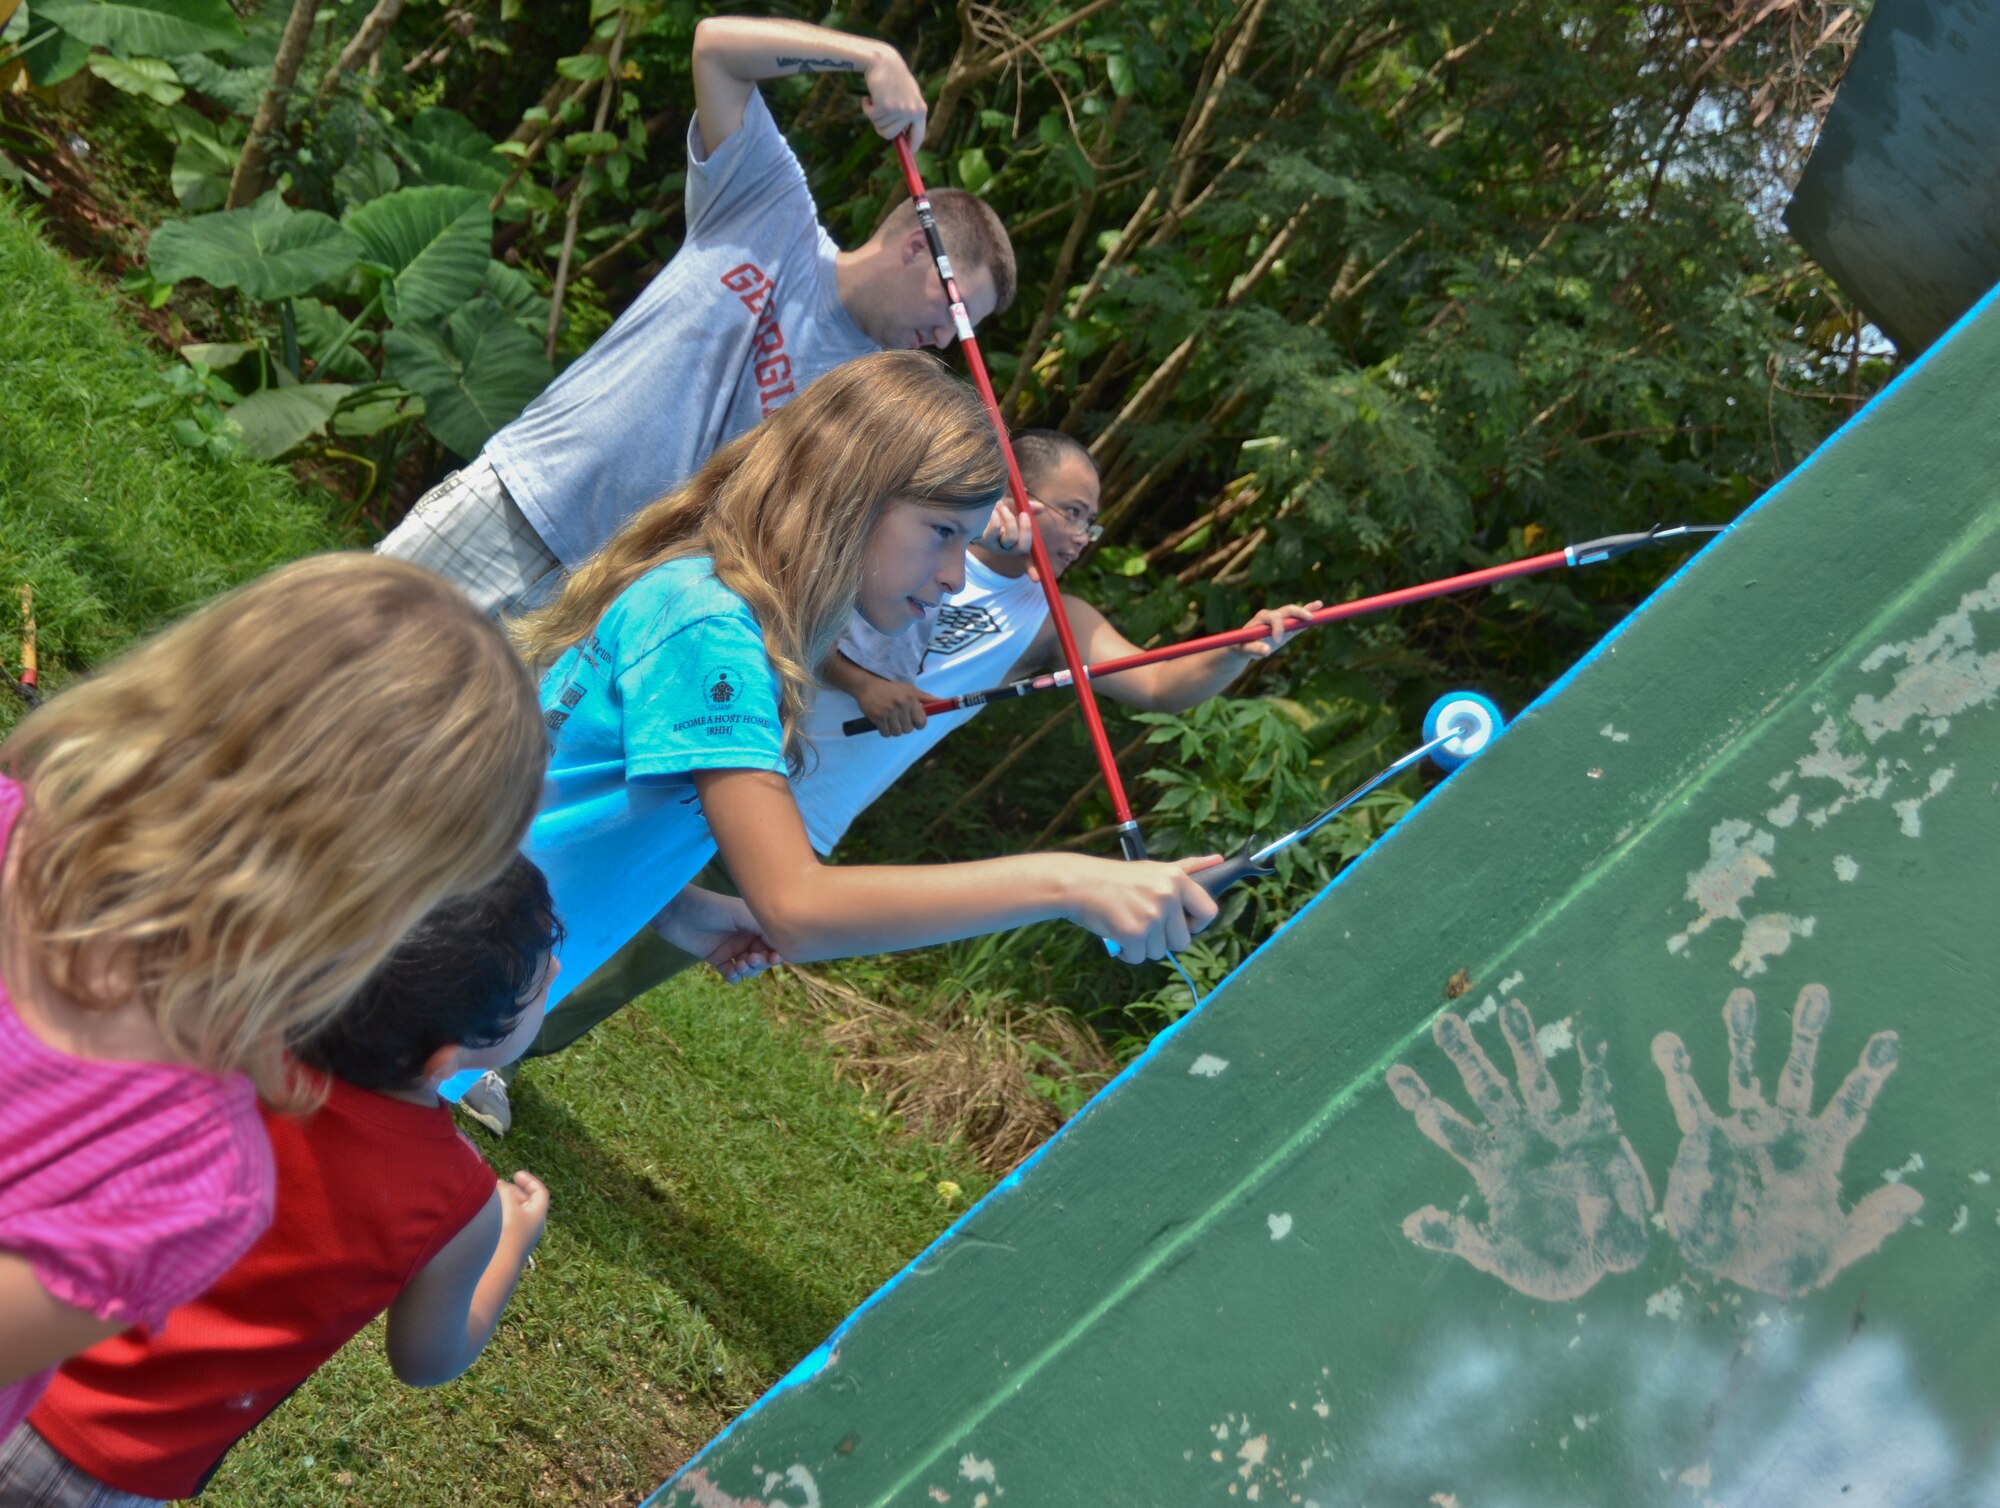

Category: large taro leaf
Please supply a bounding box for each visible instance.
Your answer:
[33,0,243,55]
[333,147,400,208]
[293,297,375,382]
[21,17,91,85]
[384,297,551,458]
[167,49,268,114]
[392,107,507,194]
[343,186,491,326]
[88,54,183,105]
[150,193,364,302]
[331,383,421,439]
[169,127,234,210]
[225,383,353,459]
[476,258,551,333]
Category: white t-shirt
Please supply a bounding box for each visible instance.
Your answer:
[793,556,1051,855]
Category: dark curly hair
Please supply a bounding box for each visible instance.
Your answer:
[293,854,563,1092]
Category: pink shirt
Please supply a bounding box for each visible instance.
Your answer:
[0,775,274,1437]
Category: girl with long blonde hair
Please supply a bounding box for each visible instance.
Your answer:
[447,351,1215,1119]
[0,554,546,1431]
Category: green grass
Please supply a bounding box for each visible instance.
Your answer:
[204,975,983,1507]
[2,193,986,1502]
[0,191,343,729]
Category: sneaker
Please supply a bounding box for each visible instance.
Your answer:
[457,1070,512,1137]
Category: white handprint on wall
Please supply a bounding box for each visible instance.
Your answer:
[1652,984,1919,1298]
[1388,1000,1656,1301]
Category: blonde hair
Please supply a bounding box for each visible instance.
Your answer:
[0,554,546,1104]
[513,351,1005,772]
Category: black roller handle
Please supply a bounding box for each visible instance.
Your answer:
[1193,835,1279,897]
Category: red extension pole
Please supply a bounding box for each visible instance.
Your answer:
[892,136,1148,861]
[1039,551,1571,686]
[840,523,1722,734]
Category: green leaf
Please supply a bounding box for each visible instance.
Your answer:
[293,298,376,382]
[564,130,618,157]
[331,390,416,438]
[476,259,552,332]
[384,297,552,457]
[1106,52,1136,97]
[0,155,49,195]
[392,108,506,194]
[89,54,184,105]
[344,186,493,326]
[555,52,608,80]
[33,0,244,55]
[169,416,216,450]
[167,49,266,112]
[224,383,353,459]
[333,148,400,207]
[21,20,91,85]
[956,147,992,195]
[179,339,259,369]
[149,194,365,302]
[177,338,265,398]
[168,128,234,211]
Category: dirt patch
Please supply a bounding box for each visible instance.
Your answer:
[786,966,1116,1176]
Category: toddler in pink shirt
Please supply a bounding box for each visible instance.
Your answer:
[0,554,548,1427]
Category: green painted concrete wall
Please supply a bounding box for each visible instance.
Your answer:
[650,290,2000,1508]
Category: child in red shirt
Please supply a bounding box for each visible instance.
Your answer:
[1,856,563,1504]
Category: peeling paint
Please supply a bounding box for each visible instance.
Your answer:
[1883,1152,1925,1184]
[1729,912,1815,977]
[957,1455,995,1485]
[1646,1287,1686,1320]
[1851,570,2000,741]
[1669,820,1774,956]
[1891,765,1956,836]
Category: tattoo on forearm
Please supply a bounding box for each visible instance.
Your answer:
[775,55,858,72]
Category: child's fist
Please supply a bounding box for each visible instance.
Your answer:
[498,1170,550,1251]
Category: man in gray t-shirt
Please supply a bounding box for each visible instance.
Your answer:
[380,15,1017,617]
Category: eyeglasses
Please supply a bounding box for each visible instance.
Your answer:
[1034,497,1104,544]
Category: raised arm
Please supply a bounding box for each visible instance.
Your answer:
[691,768,1216,963]
[1058,596,1324,714]
[690,17,926,155]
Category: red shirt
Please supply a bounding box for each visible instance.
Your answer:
[30,1078,494,1499]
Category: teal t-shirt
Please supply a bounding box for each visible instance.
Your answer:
[526,556,787,1012]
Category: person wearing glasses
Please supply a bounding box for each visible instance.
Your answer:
[799,428,1321,854]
